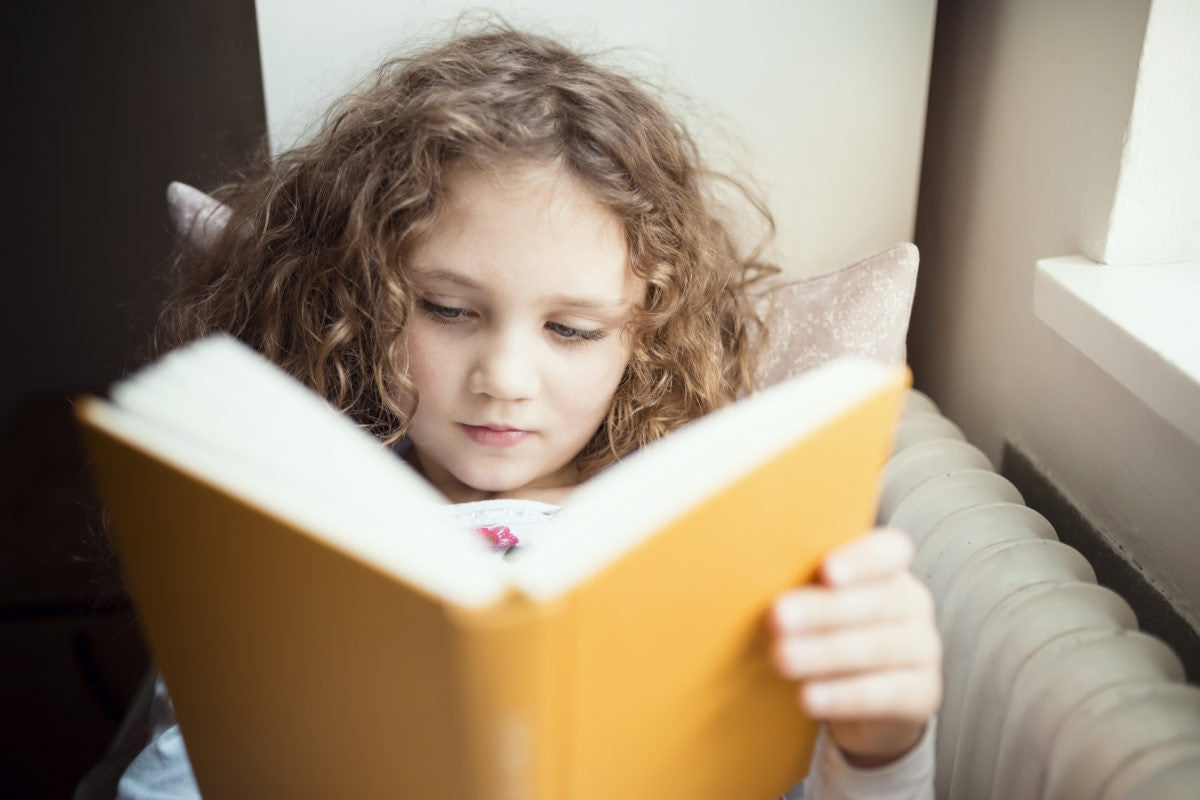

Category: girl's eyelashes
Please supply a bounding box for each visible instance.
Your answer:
[417,297,608,344]
[545,321,608,344]
[417,298,471,322]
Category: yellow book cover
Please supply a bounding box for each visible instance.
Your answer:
[75,335,907,800]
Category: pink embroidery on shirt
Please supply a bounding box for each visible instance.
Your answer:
[476,525,519,549]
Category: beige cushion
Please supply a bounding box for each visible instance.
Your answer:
[755,243,918,388]
[166,181,230,250]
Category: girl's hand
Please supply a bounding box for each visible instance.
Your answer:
[769,528,942,767]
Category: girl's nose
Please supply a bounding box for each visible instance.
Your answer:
[468,330,538,401]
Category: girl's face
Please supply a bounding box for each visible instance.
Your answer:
[403,162,642,503]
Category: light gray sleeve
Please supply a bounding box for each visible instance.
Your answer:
[114,674,202,800]
[783,720,936,800]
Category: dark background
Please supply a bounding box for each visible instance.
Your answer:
[2,3,265,795]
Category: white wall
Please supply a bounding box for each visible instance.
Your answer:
[910,0,1200,625]
[254,0,936,278]
[1086,0,1200,265]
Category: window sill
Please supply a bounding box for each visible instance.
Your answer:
[1034,255,1200,445]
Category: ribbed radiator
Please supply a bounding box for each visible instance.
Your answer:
[879,390,1200,800]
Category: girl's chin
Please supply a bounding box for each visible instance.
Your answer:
[444,468,538,499]
[449,464,577,502]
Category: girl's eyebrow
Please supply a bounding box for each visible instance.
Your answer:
[541,293,631,313]
[411,268,482,290]
[413,268,631,313]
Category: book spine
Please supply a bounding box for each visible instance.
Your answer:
[448,594,573,800]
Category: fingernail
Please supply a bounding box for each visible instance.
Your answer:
[825,559,853,585]
[783,639,816,671]
[805,683,831,714]
[774,599,802,630]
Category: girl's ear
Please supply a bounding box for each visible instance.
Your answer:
[166,181,232,251]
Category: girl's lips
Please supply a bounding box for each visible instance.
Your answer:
[460,424,532,447]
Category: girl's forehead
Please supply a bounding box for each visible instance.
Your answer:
[428,163,621,249]
[442,160,604,213]
[410,160,641,304]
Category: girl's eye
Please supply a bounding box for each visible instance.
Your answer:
[546,321,608,343]
[418,299,470,321]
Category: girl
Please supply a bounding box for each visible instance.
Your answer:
[101,24,940,799]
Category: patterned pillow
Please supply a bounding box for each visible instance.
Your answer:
[754,243,918,388]
[166,181,231,250]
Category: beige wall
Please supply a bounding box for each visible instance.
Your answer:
[910,0,1200,625]
[254,0,936,278]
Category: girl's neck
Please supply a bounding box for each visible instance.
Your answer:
[402,448,577,505]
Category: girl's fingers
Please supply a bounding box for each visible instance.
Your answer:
[819,528,914,587]
[774,619,942,679]
[772,571,934,634]
[799,668,943,722]
[767,526,942,738]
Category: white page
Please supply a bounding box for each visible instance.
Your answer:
[512,357,897,600]
[98,336,504,607]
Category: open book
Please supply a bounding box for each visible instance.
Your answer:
[75,335,908,800]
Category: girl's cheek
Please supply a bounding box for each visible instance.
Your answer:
[406,318,458,362]
[564,343,633,407]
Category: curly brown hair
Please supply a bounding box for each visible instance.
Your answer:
[156,25,778,477]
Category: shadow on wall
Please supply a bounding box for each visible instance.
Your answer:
[907,0,1008,402]
[2,3,265,796]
